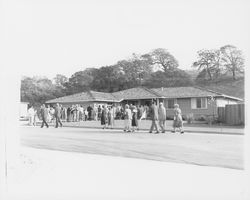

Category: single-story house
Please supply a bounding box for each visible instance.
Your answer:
[46,86,243,118]
[151,87,243,119]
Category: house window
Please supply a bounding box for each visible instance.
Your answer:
[166,99,177,109]
[191,98,207,109]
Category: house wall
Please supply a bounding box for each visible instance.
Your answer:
[164,98,216,119]
[216,98,238,107]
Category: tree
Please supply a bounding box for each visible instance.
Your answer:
[66,70,94,94]
[150,48,179,72]
[53,74,68,88]
[91,65,125,92]
[192,49,222,80]
[116,54,152,88]
[220,45,244,80]
[21,76,65,107]
[143,69,193,88]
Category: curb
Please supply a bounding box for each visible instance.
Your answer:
[58,125,244,135]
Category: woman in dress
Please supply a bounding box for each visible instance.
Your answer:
[172,104,184,134]
[131,106,138,132]
[101,105,108,129]
[123,104,132,132]
[107,106,115,129]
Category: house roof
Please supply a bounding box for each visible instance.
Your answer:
[46,91,119,104]
[111,87,162,101]
[46,86,243,104]
[151,87,243,101]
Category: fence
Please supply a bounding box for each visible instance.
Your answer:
[218,104,245,125]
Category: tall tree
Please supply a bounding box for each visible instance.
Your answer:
[220,45,244,80]
[192,49,222,80]
[116,54,152,88]
[150,48,179,72]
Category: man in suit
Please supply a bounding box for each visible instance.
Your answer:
[55,103,63,128]
[149,101,160,134]
[40,104,49,128]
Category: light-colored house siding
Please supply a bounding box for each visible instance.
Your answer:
[165,98,216,118]
[216,98,238,107]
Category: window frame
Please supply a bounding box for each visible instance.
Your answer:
[166,98,177,110]
[191,97,208,109]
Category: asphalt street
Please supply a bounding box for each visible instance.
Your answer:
[20,126,244,170]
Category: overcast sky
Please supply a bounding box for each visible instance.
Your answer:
[3,0,250,79]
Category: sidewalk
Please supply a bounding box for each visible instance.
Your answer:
[30,120,245,135]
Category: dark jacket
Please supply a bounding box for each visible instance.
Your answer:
[149,104,158,120]
[54,106,61,118]
[40,107,48,119]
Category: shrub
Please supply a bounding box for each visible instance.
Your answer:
[196,115,206,121]
[186,113,194,124]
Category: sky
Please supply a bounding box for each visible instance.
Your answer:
[2,0,250,79]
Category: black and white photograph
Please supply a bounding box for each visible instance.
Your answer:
[1,0,250,199]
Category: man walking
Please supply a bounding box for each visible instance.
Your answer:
[40,104,49,128]
[149,101,160,134]
[55,103,63,128]
[158,102,166,133]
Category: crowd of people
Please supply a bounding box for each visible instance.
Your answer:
[27,102,184,133]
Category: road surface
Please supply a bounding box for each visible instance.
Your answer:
[20,126,244,169]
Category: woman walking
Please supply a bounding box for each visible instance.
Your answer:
[172,104,184,134]
[131,106,138,132]
[123,104,132,132]
[107,106,115,129]
[101,105,108,129]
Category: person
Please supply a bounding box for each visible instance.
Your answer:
[137,105,143,120]
[87,105,92,120]
[67,107,71,122]
[93,104,98,121]
[124,104,132,132]
[47,105,52,123]
[172,104,184,134]
[98,105,102,121]
[33,109,38,126]
[76,104,80,122]
[149,101,160,134]
[107,106,115,129]
[49,106,55,124]
[158,102,166,133]
[84,109,88,121]
[79,105,84,121]
[40,104,49,128]
[63,106,67,121]
[131,106,138,132]
[73,105,77,122]
[28,106,35,126]
[101,105,108,129]
[54,103,63,128]
[144,105,149,119]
